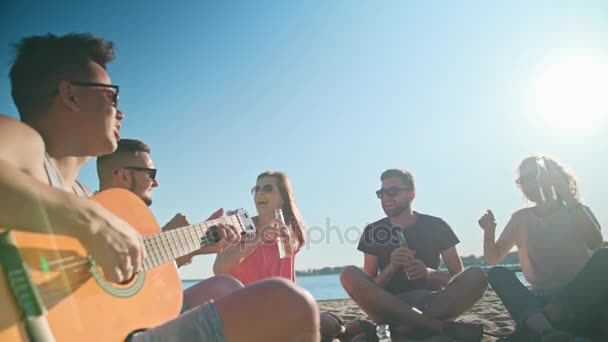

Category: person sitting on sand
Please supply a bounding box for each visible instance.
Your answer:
[479,155,605,341]
[0,32,319,342]
[213,170,347,341]
[97,138,247,311]
[213,171,305,285]
[340,169,488,341]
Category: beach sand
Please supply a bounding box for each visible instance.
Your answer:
[317,289,514,342]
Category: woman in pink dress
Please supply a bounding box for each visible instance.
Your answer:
[213,170,305,285]
[214,171,355,341]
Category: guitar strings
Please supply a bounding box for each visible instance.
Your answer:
[31,216,245,298]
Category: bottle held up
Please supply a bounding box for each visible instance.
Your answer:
[275,208,293,259]
[536,158,557,202]
[397,229,413,280]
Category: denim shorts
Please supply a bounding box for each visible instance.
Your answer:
[129,300,225,342]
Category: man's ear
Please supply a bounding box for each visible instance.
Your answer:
[57,81,79,110]
[409,190,416,201]
[116,168,130,184]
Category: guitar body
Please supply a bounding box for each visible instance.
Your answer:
[0,189,182,342]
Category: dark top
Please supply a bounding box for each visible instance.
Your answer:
[357,212,459,294]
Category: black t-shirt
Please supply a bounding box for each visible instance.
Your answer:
[357,212,460,294]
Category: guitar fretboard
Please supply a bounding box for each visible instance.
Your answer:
[141,215,240,270]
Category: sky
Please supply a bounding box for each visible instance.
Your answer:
[1,1,607,279]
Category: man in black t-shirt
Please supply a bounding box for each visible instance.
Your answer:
[340,169,488,340]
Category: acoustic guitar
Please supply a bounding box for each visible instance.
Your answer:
[0,188,255,341]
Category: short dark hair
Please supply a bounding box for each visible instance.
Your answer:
[113,138,150,155]
[10,33,116,123]
[380,169,415,190]
[97,139,151,186]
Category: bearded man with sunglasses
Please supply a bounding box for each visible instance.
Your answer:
[97,138,239,267]
[97,138,157,204]
[96,138,251,310]
[340,169,488,341]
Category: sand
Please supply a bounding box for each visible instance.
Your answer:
[317,289,515,342]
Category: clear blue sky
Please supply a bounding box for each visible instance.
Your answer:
[2,1,607,279]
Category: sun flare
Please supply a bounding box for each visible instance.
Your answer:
[531,55,608,130]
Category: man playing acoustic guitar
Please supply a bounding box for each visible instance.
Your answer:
[0,32,319,341]
[97,138,248,312]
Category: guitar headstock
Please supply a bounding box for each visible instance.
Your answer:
[228,209,256,239]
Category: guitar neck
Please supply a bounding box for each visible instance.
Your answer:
[141,215,239,270]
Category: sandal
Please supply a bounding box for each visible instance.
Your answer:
[443,321,484,342]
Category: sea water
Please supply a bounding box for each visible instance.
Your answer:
[182,272,528,301]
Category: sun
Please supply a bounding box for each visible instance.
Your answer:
[531,55,608,130]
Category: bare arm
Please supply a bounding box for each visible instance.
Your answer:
[484,231,515,265]
[363,253,399,288]
[572,205,602,250]
[562,202,602,251]
[479,210,516,265]
[0,116,144,283]
[0,116,91,237]
[214,220,289,274]
[213,238,263,274]
[428,246,462,286]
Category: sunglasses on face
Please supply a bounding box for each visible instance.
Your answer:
[123,167,157,181]
[70,81,120,107]
[251,184,275,196]
[376,187,410,199]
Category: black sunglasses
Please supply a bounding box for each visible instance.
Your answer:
[70,81,119,107]
[122,167,157,181]
[376,187,410,199]
[251,184,275,196]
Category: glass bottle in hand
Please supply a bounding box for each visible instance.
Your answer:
[275,208,293,258]
[398,229,413,280]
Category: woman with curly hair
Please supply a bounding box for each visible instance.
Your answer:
[479,155,605,341]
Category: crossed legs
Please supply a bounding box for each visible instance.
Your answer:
[340,266,487,338]
[489,249,608,340]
